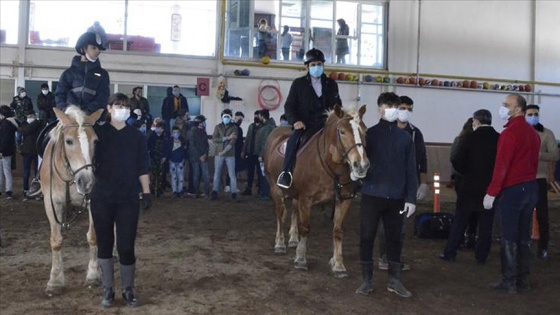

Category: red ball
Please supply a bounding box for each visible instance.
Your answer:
[524,84,532,92]
[431,79,439,86]
[470,80,477,89]
[396,77,404,84]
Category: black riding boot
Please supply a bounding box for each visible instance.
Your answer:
[98,258,115,308]
[517,241,532,292]
[387,261,412,298]
[277,130,301,188]
[491,240,517,294]
[121,264,139,307]
[355,262,374,295]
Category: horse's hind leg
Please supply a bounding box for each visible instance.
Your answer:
[328,199,351,278]
[294,198,311,271]
[46,217,64,296]
[288,199,299,248]
[85,209,101,287]
[272,185,287,254]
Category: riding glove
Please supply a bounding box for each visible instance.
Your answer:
[402,203,416,218]
[483,194,495,210]
[416,183,429,200]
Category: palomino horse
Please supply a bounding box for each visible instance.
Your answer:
[42,106,104,296]
[264,104,369,278]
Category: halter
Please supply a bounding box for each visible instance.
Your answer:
[49,122,95,228]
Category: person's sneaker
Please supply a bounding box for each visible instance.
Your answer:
[210,191,218,200]
[241,188,252,196]
[27,179,42,197]
[35,195,43,201]
[276,172,292,188]
[538,249,549,261]
[378,259,389,270]
[6,191,13,200]
[22,191,29,201]
[101,287,115,308]
[224,185,231,193]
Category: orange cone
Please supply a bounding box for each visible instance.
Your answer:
[531,208,539,240]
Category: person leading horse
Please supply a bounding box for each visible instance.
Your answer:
[277,48,342,188]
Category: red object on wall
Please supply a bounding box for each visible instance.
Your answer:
[196,78,210,96]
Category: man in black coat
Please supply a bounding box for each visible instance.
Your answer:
[441,109,500,264]
[277,48,342,188]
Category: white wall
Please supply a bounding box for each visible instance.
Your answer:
[1,0,559,141]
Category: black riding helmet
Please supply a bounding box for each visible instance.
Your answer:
[304,48,325,65]
[75,31,106,55]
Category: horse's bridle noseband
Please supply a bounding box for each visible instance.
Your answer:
[55,123,95,182]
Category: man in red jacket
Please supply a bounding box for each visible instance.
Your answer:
[483,94,540,294]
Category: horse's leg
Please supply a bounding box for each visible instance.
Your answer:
[45,203,64,296]
[288,199,299,248]
[85,209,101,287]
[294,198,311,270]
[329,199,352,278]
[271,184,287,253]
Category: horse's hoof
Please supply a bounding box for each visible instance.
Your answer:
[288,240,298,248]
[85,278,101,288]
[294,261,308,271]
[333,271,348,279]
[45,285,63,297]
[274,245,287,254]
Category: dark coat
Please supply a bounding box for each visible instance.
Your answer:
[451,126,500,207]
[0,118,18,156]
[161,94,189,121]
[37,92,56,121]
[188,126,209,163]
[284,73,341,128]
[19,119,44,155]
[10,96,34,123]
[55,55,110,115]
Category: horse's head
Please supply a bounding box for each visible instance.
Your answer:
[52,106,104,195]
[329,104,370,180]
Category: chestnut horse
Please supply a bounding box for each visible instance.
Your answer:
[263,105,369,278]
[42,106,104,296]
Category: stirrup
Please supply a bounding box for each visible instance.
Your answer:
[27,179,42,197]
[276,171,292,189]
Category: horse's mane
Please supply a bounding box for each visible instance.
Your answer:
[326,105,361,124]
[49,106,87,141]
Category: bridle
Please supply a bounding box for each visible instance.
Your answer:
[49,122,95,228]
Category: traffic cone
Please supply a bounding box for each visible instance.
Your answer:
[531,208,539,240]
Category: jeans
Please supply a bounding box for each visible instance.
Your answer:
[213,155,237,193]
[169,161,185,193]
[22,154,38,191]
[498,181,538,243]
[257,160,269,198]
[282,48,290,60]
[0,156,13,193]
[192,160,210,196]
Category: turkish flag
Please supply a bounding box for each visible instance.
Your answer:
[196,77,210,96]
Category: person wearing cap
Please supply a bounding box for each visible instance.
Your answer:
[525,104,558,260]
[188,115,210,198]
[211,109,238,200]
[277,48,342,188]
[440,109,499,264]
[37,83,56,123]
[484,94,540,294]
[10,86,34,125]
[18,110,44,201]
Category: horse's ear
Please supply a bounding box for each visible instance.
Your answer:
[334,104,344,118]
[53,107,71,124]
[86,108,105,125]
[358,104,367,119]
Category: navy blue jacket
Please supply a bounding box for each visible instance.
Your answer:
[361,119,418,204]
[168,137,188,163]
[56,55,110,115]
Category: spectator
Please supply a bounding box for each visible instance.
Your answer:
[257,18,270,58]
[241,110,262,196]
[10,86,34,124]
[225,111,245,193]
[37,83,56,123]
[161,85,188,134]
[279,114,289,126]
[355,92,417,298]
[129,86,151,118]
[441,110,499,264]
[281,25,292,61]
[19,110,44,201]
[254,109,276,200]
[335,19,350,64]
[483,94,540,294]
[211,109,238,201]
[167,126,188,198]
[0,105,19,199]
[147,120,170,197]
[188,115,210,199]
[525,104,558,260]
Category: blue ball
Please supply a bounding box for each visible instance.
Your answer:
[241,69,250,76]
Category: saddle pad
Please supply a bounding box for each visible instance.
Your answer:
[275,130,323,158]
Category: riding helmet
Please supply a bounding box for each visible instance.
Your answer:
[304,48,325,65]
[75,31,106,54]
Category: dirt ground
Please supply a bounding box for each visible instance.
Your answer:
[1,175,559,315]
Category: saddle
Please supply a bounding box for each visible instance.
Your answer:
[276,128,323,158]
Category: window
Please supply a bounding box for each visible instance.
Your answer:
[0,0,19,45]
[27,0,217,56]
[223,0,388,69]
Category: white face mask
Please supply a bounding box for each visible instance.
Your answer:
[499,105,511,121]
[112,108,130,122]
[42,90,48,95]
[382,108,399,122]
[20,92,27,98]
[397,109,411,123]
[27,118,36,124]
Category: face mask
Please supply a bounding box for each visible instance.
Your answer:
[173,91,180,97]
[309,65,324,78]
[199,122,206,129]
[382,108,399,122]
[85,52,98,62]
[112,108,130,122]
[42,90,48,95]
[280,120,289,126]
[20,92,26,98]
[526,115,539,126]
[235,119,242,126]
[27,118,36,124]
[499,105,511,121]
[155,127,163,135]
[397,109,411,123]
[172,133,180,139]
[254,117,260,124]
[139,126,147,133]
[222,117,231,125]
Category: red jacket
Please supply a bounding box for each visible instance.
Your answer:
[487,116,540,196]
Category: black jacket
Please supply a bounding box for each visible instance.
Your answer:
[10,96,34,123]
[451,126,499,206]
[0,118,18,156]
[284,73,341,128]
[19,119,44,155]
[37,92,56,121]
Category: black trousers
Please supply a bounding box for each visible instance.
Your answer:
[91,197,139,265]
[359,195,405,263]
[535,178,550,251]
[282,129,303,173]
[245,154,259,189]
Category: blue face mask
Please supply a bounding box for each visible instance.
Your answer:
[173,91,180,97]
[309,65,324,78]
[222,117,231,125]
[280,120,289,126]
[526,115,539,126]
[155,127,163,135]
[172,133,180,139]
[139,126,146,133]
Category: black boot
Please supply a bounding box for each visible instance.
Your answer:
[121,264,139,307]
[355,262,374,295]
[517,241,532,292]
[490,240,517,294]
[98,258,115,308]
[387,261,412,298]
